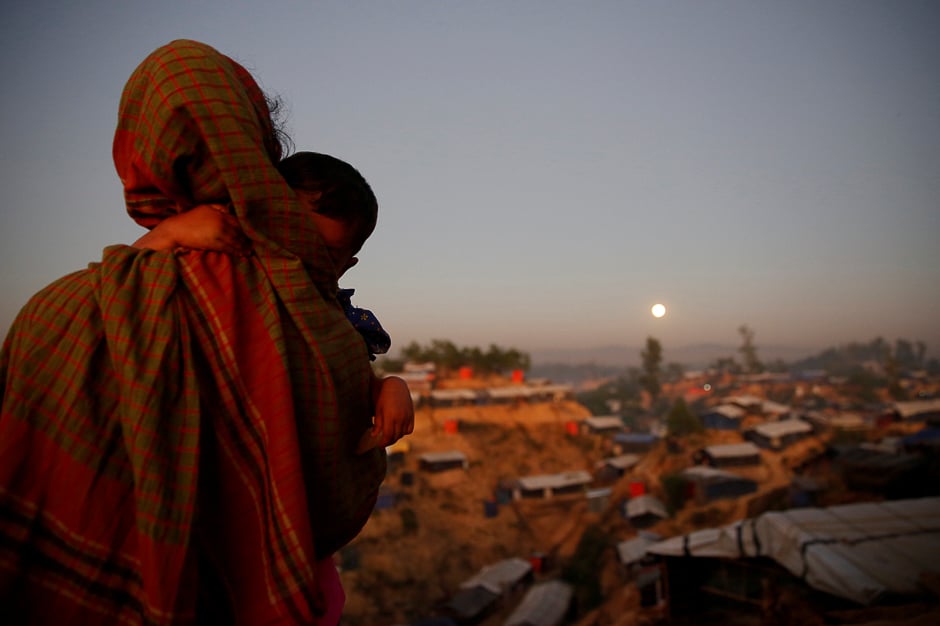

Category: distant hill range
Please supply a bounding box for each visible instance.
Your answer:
[530,342,818,369]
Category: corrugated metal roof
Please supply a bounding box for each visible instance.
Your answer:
[647,497,940,605]
[504,580,573,626]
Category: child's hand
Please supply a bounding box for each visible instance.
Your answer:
[133,204,251,255]
[359,376,414,452]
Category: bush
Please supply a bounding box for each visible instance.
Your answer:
[666,397,703,436]
[660,473,686,516]
[561,524,610,613]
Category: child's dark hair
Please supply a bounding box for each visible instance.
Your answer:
[277,151,378,251]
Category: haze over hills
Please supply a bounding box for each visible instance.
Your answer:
[529,342,820,369]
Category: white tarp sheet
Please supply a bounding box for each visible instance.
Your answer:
[647,497,940,605]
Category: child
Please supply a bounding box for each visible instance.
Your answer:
[134,151,414,450]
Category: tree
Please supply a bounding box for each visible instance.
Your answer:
[884,348,906,401]
[709,356,741,375]
[575,372,641,416]
[639,337,663,403]
[738,324,763,374]
[396,339,531,376]
[915,341,927,368]
[666,397,702,436]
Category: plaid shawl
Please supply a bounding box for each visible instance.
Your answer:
[0,40,385,624]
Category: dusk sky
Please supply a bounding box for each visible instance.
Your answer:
[2,1,938,361]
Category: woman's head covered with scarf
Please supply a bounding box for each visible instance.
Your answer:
[111,39,337,285]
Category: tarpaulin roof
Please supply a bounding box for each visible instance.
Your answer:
[596,454,642,470]
[647,497,940,605]
[704,404,746,420]
[893,399,940,420]
[747,419,813,438]
[617,533,662,566]
[703,442,762,459]
[418,450,468,464]
[504,580,573,626]
[625,494,668,521]
[517,471,593,491]
[584,415,625,430]
[459,557,532,594]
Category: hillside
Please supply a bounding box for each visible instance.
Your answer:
[337,393,836,625]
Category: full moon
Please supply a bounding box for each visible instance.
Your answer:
[651,303,666,318]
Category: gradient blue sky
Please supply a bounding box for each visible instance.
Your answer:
[2,1,938,359]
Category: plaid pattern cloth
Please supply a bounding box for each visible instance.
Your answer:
[0,40,385,624]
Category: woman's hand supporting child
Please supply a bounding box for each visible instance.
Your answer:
[132,204,251,256]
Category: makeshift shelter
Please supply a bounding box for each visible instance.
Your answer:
[460,557,533,594]
[513,471,593,500]
[386,438,410,472]
[527,384,573,402]
[586,487,612,514]
[789,474,825,508]
[484,386,532,405]
[611,432,659,454]
[744,419,812,450]
[681,466,757,504]
[725,395,763,411]
[802,411,869,438]
[833,445,932,499]
[429,389,480,407]
[583,415,625,434]
[442,585,499,624]
[594,454,641,483]
[891,399,940,423]
[419,450,469,473]
[700,404,746,430]
[623,494,669,528]
[699,442,762,467]
[616,532,662,572]
[647,497,940,606]
[503,580,573,626]
[761,400,791,419]
[903,426,940,454]
[444,557,532,624]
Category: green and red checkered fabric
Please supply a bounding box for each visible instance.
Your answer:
[0,39,385,624]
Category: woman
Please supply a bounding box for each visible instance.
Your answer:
[0,40,386,624]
